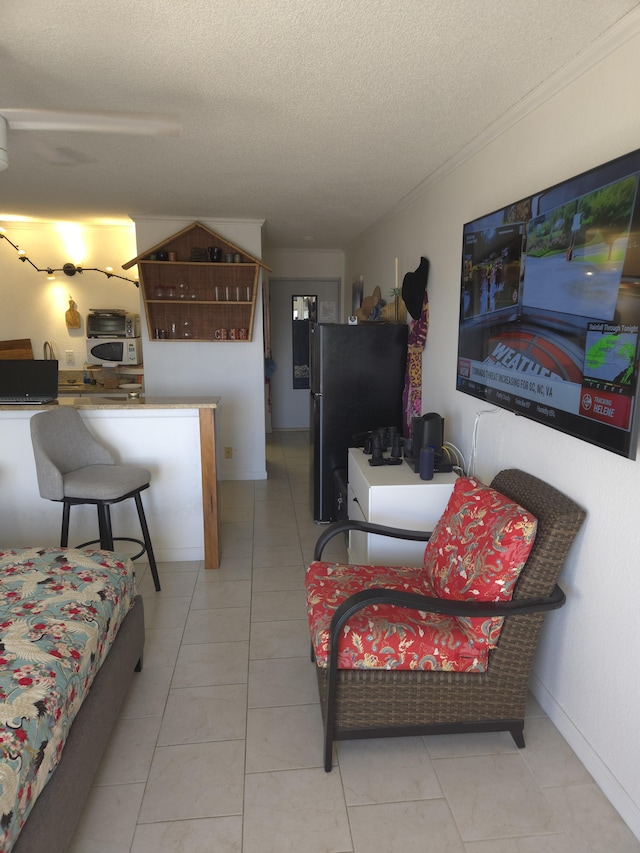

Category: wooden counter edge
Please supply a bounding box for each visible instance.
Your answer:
[199,407,220,569]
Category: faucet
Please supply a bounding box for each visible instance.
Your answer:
[43,341,55,360]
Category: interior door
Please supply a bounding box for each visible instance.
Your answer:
[269,278,340,429]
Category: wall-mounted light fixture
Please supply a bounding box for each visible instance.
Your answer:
[0,228,139,285]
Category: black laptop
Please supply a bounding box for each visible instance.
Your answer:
[0,359,59,404]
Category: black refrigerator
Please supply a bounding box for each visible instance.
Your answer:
[310,322,409,522]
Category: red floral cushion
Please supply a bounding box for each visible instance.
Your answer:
[423,476,537,647]
[305,560,489,672]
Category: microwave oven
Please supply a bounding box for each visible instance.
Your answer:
[86,337,143,366]
[87,311,141,338]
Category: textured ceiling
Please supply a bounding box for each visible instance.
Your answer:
[1,0,639,249]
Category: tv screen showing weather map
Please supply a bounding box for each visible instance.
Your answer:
[457,147,640,458]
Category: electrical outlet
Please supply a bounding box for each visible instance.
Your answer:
[65,350,75,366]
[224,446,233,459]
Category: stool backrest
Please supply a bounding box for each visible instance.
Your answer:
[30,407,114,499]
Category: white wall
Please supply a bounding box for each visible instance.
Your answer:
[0,220,139,364]
[263,249,345,429]
[264,248,345,285]
[130,216,267,480]
[345,27,640,838]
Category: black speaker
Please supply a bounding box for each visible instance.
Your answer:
[406,413,444,473]
[420,413,443,464]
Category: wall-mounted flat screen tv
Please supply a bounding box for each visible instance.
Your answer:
[456,147,640,458]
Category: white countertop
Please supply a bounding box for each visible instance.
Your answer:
[0,396,220,412]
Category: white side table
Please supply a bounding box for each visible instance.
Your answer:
[347,447,457,567]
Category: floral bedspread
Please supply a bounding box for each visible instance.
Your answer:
[0,547,137,853]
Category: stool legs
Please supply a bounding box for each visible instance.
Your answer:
[97,503,114,550]
[59,491,161,591]
[61,503,71,548]
[134,492,161,592]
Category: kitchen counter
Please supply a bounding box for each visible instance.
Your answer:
[0,396,221,569]
[56,396,219,409]
[0,396,219,410]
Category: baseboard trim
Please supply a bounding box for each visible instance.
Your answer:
[530,673,640,841]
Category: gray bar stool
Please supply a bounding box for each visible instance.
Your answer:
[30,406,161,591]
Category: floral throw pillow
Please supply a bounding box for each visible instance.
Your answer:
[423,476,538,646]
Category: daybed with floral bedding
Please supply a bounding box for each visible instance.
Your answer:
[0,546,145,853]
[306,469,586,771]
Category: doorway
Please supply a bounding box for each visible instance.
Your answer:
[269,278,340,429]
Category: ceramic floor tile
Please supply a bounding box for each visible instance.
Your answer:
[220,504,255,523]
[250,587,307,622]
[219,481,255,503]
[220,521,254,544]
[254,480,294,500]
[337,737,442,805]
[67,782,146,853]
[158,683,247,745]
[465,835,577,853]
[249,618,310,659]
[519,716,594,788]
[138,569,198,598]
[253,526,299,547]
[156,560,204,573]
[141,594,192,629]
[94,715,162,785]
[252,564,305,591]
[142,625,184,667]
[243,767,352,853]
[197,558,253,582]
[172,640,249,688]
[252,543,304,568]
[424,730,518,759]
[246,703,325,771]
[219,526,254,558]
[544,783,640,852]
[131,816,243,853]
[182,605,250,644]
[348,798,465,853]
[119,664,174,719]
[248,656,318,707]
[253,497,297,517]
[138,740,245,823]
[190,579,252,609]
[434,753,561,841]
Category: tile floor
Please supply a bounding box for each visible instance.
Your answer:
[67,430,640,852]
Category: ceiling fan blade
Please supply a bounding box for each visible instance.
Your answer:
[0,109,182,136]
[20,134,99,166]
[0,116,7,170]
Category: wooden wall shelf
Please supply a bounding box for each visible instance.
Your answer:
[123,222,271,342]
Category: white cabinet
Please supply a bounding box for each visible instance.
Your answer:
[347,447,457,567]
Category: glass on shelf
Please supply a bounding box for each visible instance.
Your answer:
[177,281,189,299]
[153,284,165,299]
[165,284,176,299]
[182,320,193,338]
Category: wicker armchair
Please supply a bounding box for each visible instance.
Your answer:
[307,468,586,772]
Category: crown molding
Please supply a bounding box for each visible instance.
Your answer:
[354,6,640,244]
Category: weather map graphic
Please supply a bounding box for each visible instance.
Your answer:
[583,326,639,387]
